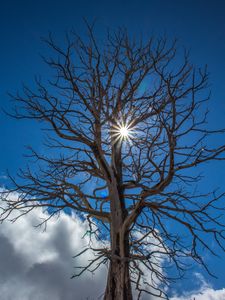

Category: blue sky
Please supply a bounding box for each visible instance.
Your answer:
[1,1,225,299]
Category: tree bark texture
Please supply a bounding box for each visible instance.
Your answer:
[104,138,133,299]
[104,225,132,300]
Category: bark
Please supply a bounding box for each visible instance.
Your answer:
[104,179,132,299]
[104,231,132,300]
[103,124,133,299]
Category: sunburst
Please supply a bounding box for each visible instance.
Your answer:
[119,125,129,138]
[110,119,136,145]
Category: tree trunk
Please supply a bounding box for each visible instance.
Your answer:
[103,178,133,299]
[104,231,133,300]
[104,125,133,299]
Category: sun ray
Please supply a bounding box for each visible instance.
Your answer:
[110,119,137,146]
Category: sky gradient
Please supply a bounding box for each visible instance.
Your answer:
[1,1,225,299]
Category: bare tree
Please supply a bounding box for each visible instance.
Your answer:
[1,23,225,299]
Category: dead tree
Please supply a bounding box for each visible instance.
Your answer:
[1,24,225,299]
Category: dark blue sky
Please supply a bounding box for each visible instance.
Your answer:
[1,0,225,296]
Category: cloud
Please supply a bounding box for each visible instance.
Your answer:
[171,273,225,300]
[0,192,107,300]
[0,190,169,300]
[1,190,225,300]
[171,287,225,300]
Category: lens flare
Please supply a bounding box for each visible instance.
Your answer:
[110,119,136,145]
[119,126,129,137]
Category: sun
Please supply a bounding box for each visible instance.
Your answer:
[119,126,129,138]
[110,119,136,145]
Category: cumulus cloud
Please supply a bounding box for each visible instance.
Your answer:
[171,273,225,300]
[0,194,107,300]
[0,190,168,300]
[0,190,225,300]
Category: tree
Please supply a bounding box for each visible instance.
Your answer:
[1,23,225,299]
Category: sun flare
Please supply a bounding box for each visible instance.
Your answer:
[119,126,129,138]
[110,119,136,145]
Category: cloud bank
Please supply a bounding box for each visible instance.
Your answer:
[0,191,225,300]
[171,273,225,300]
[0,197,107,300]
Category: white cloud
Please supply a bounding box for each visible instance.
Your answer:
[171,288,225,300]
[0,190,167,300]
[171,273,225,300]
[0,192,107,300]
[1,190,225,300]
